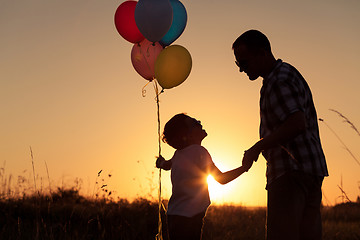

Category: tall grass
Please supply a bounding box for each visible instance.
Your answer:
[0,190,159,240]
[0,189,359,240]
[320,109,360,167]
[322,202,360,240]
[0,158,359,239]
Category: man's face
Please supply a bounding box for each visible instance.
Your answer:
[233,44,261,81]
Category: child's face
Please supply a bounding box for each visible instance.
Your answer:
[186,117,207,143]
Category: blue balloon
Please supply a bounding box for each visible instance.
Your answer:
[160,0,187,46]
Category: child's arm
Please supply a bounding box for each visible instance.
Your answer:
[209,164,246,185]
[156,155,172,171]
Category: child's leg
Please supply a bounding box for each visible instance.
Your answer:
[167,212,205,240]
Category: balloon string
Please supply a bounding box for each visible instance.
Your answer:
[153,80,163,240]
[142,81,152,97]
[153,80,162,157]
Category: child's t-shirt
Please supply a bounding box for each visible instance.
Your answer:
[167,144,214,217]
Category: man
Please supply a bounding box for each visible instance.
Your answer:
[233,30,328,240]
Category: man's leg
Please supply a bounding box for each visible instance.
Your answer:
[300,175,323,240]
[266,171,306,240]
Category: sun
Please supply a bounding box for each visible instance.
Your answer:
[207,175,234,204]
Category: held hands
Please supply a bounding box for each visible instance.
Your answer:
[242,145,261,172]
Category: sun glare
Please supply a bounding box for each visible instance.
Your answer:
[207,175,234,204]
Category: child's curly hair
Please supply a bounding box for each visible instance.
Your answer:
[162,113,191,150]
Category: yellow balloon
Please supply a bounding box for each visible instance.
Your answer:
[155,45,192,89]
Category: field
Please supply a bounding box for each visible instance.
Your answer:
[0,188,359,240]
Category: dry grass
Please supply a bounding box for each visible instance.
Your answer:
[0,188,359,240]
[322,202,360,240]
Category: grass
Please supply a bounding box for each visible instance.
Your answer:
[0,189,159,240]
[0,188,359,240]
[203,205,266,240]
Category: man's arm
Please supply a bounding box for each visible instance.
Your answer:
[243,111,306,165]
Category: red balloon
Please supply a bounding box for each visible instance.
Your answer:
[114,1,145,43]
[131,39,163,80]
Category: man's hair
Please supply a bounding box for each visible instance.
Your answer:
[162,113,190,150]
[232,29,271,52]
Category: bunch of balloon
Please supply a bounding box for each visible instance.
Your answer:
[114,0,191,90]
[114,1,190,239]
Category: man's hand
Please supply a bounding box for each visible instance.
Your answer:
[242,146,261,172]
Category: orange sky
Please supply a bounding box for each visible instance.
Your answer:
[1,0,360,206]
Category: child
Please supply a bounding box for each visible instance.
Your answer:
[156,113,250,240]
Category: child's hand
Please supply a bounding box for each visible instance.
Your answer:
[156,155,172,170]
[156,155,166,169]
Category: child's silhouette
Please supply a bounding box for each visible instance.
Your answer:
[156,113,250,240]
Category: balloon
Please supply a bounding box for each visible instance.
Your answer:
[155,45,192,89]
[135,0,173,43]
[131,39,164,81]
[114,1,145,43]
[160,0,187,47]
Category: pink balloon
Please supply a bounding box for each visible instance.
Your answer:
[131,39,164,80]
[114,1,145,43]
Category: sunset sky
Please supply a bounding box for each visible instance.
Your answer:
[1,0,360,207]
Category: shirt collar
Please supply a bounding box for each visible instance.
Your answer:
[263,59,283,85]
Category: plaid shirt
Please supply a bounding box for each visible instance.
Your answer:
[260,59,328,186]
